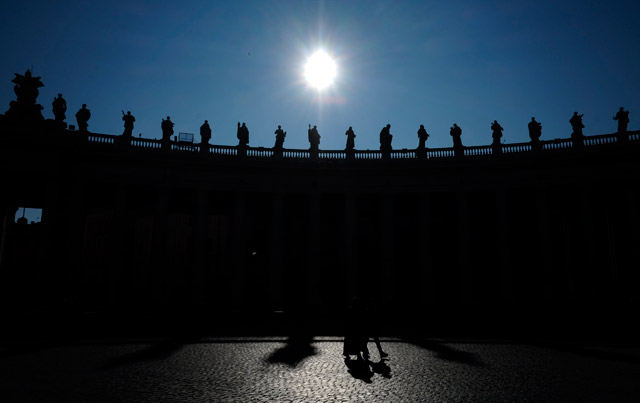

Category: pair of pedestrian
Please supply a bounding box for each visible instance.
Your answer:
[343,296,388,361]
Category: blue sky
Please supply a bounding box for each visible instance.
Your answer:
[2,0,639,151]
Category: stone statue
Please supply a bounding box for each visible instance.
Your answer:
[345,126,356,151]
[122,110,135,138]
[570,112,585,146]
[75,104,91,133]
[161,116,174,141]
[274,125,286,150]
[52,93,67,123]
[450,123,463,157]
[417,124,429,149]
[379,124,393,151]
[200,119,212,144]
[5,69,45,121]
[528,117,542,151]
[613,107,630,133]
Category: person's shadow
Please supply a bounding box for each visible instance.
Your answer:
[344,357,373,383]
[265,333,316,367]
[369,358,391,379]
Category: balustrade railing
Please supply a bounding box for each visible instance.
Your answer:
[75,129,640,162]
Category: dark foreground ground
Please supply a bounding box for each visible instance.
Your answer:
[1,305,639,402]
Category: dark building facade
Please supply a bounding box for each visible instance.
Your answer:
[2,121,639,325]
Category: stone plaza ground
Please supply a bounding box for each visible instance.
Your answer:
[2,331,640,402]
[1,305,639,402]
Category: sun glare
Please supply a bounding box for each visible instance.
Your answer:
[304,50,337,90]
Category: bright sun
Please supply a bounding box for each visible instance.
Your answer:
[304,50,337,90]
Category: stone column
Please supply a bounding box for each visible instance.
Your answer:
[231,191,247,307]
[381,193,396,304]
[344,193,358,294]
[151,187,169,305]
[268,192,284,310]
[496,189,513,302]
[535,187,553,302]
[456,191,473,304]
[418,194,435,307]
[191,188,208,305]
[306,192,322,310]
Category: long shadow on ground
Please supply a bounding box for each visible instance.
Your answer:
[400,335,485,366]
[265,333,317,367]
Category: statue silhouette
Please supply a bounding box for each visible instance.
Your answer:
[450,123,463,156]
[417,124,429,150]
[200,120,212,153]
[380,124,393,157]
[122,110,135,138]
[161,116,174,149]
[237,122,249,147]
[570,112,585,147]
[308,124,320,157]
[613,107,630,142]
[5,69,45,121]
[75,104,91,133]
[52,93,67,124]
[491,120,503,154]
[12,70,43,106]
[345,126,356,151]
[274,125,286,156]
[528,117,542,151]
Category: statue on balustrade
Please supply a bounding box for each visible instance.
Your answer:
[528,117,542,151]
[417,124,429,149]
[52,93,67,126]
[5,69,45,122]
[237,122,249,147]
[161,116,174,139]
[274,125,286,151]
[491,120,503,154]
[570,111,585,147]
[450,123,463,156]
[345,126,356,150]
[122,110,135,138]
[75,104,91,133]
[380,124,393,154]
[613,107,630,142]
[309,124,321,154]
[200,120,212,152]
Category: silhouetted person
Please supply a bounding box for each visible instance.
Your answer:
[274,125,286,156]
[450,123,463,156]
[363,297,388,360]
[161,116,174,149]
[75,104,91,133]
[570,111,584,147]
[528,117,542,151]
[343,297,368,362]
[345,126,356,150]
[52,93,66,123]
[613,107,630,143]
[200,120,211,153]
[491,120,503,154]
[122,110,135,138]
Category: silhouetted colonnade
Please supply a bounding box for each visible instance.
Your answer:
[1,71,640,319]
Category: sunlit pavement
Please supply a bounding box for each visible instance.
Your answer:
[2,335,640,403]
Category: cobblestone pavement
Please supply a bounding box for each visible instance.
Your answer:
[2,336,640,402]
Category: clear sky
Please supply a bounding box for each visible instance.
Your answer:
[2,0,639,151]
